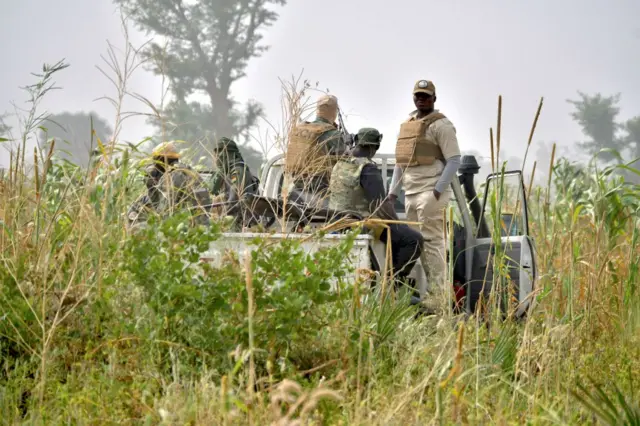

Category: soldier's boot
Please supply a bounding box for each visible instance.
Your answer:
[393,276,419,300]
[415,289,447,316]
[414,265,451,317]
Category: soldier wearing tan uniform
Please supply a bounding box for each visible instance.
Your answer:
[388,79,461,311]
[284,94,348,209]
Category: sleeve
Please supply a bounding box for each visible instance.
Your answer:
[210,172,224,195]
[434,155,461,193]
[319,129,346,155]
[230,166,246,187]
[359,164,387,209]
[435,119,461,160]
[388,165,404,196]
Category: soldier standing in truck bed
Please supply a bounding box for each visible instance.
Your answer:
[388,79,462,313]
[284,94,348,209]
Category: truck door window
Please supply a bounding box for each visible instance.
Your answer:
[480,173,528,237]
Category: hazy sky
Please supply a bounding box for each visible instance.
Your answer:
[2,0,639,171]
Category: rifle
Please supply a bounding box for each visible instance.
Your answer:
[337,107,355,151]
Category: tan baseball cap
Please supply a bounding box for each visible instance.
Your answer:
[413,79,436,96]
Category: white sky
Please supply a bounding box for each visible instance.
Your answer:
[2,0,639,171]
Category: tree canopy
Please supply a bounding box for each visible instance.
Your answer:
[39,111,113,166]
[113,0,287,169]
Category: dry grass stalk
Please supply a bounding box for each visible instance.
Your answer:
[269,378,342,426]
[490,127,495,173]
[245,248,256,419]
[496,95,502,170]
[527,160,537,202]
[521,97,544,172]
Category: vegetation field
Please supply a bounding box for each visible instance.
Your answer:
[1,59,639,426]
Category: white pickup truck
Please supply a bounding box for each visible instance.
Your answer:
[199,153,538,317]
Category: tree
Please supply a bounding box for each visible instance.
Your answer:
[114,0,287,165]
[238,143,264,176]
[0,114,10,140]
[621,116,640,162]
[567,92,623,162]
[39,112,113,166]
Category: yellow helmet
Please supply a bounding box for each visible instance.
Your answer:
[152,141,181,159]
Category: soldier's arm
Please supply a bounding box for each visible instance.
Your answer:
[388,165,404,198]
[241,165,259,194]
[434,156,461,194]
[360,164,398,221]
[318,129,346,155]
[434,120,462,195]
[210,172,224,195]
[230,166,250,196]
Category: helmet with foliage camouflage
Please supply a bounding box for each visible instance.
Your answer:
[152,141,181,159]
[354,128,383,147]
[213,137,239,154]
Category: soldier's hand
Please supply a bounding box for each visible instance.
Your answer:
[433,190,441,200]
[387,194,398,202]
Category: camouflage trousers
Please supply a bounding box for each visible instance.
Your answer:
[404,187,451,311]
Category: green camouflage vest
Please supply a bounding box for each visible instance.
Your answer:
[328,157,372,216]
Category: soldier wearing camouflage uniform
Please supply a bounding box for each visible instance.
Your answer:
[285,94,348,208]
[209,137,259,199]
[128,141,212,228]
[329,128,423,297]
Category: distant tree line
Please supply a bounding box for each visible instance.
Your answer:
[567,92,640,164]
[5,0,638,186]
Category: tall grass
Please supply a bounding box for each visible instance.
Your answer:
[1,37,639,426]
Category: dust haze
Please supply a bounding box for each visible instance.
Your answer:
[1,0,639,182]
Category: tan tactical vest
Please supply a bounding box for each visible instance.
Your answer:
[328,157,373,217]
[395,112,447,167]
[285,121,337,177]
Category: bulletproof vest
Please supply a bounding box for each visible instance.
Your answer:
[328,157,372,217]
[395,112,447,167]
[285,121,338,177]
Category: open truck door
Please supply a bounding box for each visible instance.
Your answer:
[468,170,537,318]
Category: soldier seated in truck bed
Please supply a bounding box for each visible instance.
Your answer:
[329,127,424,300]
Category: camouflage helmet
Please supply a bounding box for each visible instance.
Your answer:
[152,141,181,159]
[214,137,239,154]
[354,128,383,147]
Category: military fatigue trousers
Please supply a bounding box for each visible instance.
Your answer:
[405,186,451,297]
